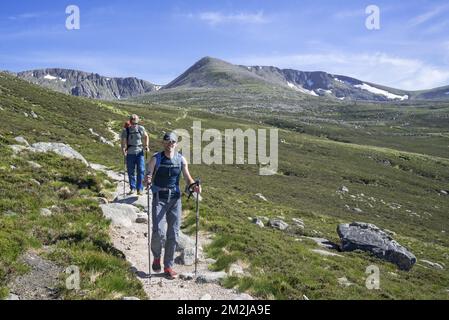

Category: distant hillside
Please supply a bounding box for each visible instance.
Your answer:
[16,68,160,100]
[10,57,449,102]
[162,57,449,102]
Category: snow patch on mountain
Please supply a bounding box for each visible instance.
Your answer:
[354,83,409,100]
[287,82,318,96]
[44,74,58,80]
[317,88,332,94]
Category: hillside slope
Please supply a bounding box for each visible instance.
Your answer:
[1,73,449,300]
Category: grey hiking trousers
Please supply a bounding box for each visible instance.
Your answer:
[151,193,182,269]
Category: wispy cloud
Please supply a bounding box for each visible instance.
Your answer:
[8,12,47,21]
[333,9,365,20]
[184,11,269,26]
[232,52,449,90]
[409,5,449,27]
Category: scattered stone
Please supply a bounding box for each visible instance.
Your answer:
[122,296,140,300]
[255,193,268,201]
[200,294,212,300]
[353,208,363,213]
[179,273,194,281]
[311,249,344,257]
[228,263,245,277]
[57,186,72,200]
[40,208,52,217]
[97,197,109,204]
[30,179,41,186]
[340,186,349,193]
[6,293,20,300]
[233,293,254,300]
[135,215,148,224]
[31,111,38,119]
[420,260,444,270]
[440,190,448,196]
[252,218,264,228]
[23,112,29,118]
[14,136,29,146]
[337,222,416,270]
[10,165,17,170]
[27,161,42,169]
[302,294,309,300]
[337,277,353,287]
[268,219,289,231]
[196,271,227,284]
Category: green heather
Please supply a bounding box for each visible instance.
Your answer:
[1,72,449,299]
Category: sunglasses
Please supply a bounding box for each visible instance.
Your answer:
[164,140,177,144]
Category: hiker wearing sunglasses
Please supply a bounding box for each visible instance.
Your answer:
[121,114,149,196]
[144,132,201,279]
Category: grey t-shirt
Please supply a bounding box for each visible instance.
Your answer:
[121,125,146,155]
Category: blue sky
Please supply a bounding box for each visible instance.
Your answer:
[1,0,449,90]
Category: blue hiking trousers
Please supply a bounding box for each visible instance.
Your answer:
[151,192,182,269]
[126,151,145,191]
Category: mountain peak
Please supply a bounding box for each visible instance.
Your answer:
[17,68,159,100]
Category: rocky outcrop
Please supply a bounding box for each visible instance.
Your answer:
[337,222,416,270]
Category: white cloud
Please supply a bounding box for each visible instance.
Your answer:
[409,5,449,27]
[232,52,449,90]
[187,11,269,26]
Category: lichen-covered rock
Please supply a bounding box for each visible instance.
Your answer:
[337,222,416,270]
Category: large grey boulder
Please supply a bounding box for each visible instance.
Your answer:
[100,203,140,228]
[31,142,89,166]
[337,222,416,270]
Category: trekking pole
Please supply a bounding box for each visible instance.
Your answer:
[195,179,201,277]
[146,151,152,282]
[187,179,201,277]
[123,155,126,198]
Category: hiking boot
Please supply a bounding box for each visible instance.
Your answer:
[164,267,178,280]
[137,190,143,196]
[128,189,135,195]
[152,258,161,272]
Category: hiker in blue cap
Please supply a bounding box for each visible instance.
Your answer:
[121,114,149,195]
[145,132,201,279]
